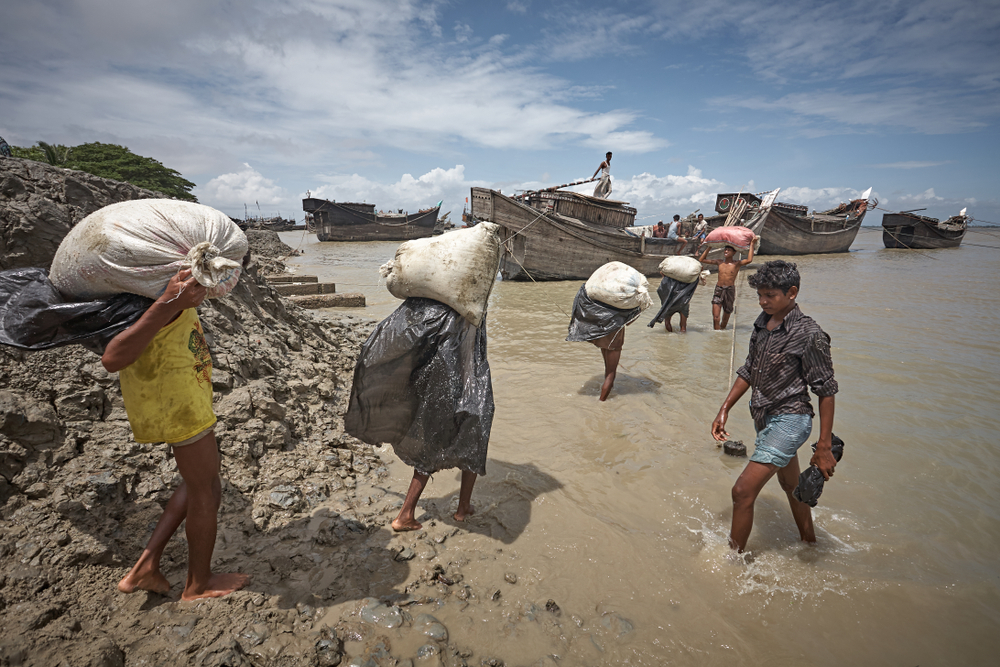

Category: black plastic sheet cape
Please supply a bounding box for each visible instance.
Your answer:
[792,434,845,507]
[344,297,494,476]
[565,284,641,342]
[647,276,698,327]
[0,267,153,354]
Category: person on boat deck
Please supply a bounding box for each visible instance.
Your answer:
[592,151,613,199]
[652,221,669,238]
[667,215,689,254]
[698,237,757,330]
[694,214,709,244]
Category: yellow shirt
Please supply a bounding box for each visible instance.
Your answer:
[119,308,216,444]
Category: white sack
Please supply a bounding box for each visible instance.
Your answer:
[584,261,652,311]
[379,222,502,326]
[658,256,703,283]
[50,199,248,300]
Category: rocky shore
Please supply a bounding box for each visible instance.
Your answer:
[0,159,631,667]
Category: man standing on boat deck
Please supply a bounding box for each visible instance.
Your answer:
[592,151,613,199]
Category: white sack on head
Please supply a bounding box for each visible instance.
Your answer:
[658,256,703,283]
[50,199,248,300]
[379,222,502,327]
[584,261,652,311]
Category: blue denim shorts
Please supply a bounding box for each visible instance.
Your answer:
[750,414,813,468]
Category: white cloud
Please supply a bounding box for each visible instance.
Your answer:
[506,1,530,14]
[199,163,287,211]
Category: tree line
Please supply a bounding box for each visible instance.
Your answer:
[8,141,197,202]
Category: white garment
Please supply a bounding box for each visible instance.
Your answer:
[594,162,612,198]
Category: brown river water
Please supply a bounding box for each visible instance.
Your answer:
[279,227,1000,665]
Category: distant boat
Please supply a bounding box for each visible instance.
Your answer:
[751,187,873,255]
[470,187,707,281]
[882,207,968,249]
[302,198,441,242]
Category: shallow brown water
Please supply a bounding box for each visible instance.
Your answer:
[281,228,1000,665]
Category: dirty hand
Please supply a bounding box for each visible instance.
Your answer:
[810,447,838,481]
[711,409,730,442]
[158,268,208,310]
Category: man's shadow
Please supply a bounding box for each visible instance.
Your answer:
[578,374,662,397]
[406,459,562,545]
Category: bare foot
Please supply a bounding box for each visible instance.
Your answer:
[391,517,423,532]
[181,572,250,601]
[118,568,171,595]
[665,321,673,332]
[680,327,687,333]
[454,505,475,522]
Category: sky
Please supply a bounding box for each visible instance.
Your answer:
[2,0,999,225]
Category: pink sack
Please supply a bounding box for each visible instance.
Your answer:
[703,225,755,250]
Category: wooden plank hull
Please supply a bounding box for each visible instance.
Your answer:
[757,207,865,255]
[470,188,691,281]
[881,213,966,249]
[304,198,441,242]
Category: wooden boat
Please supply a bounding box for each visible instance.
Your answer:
[302,197,441,242]
[753,187,873,255]
[470,187,709,281]
[882,208,968,249]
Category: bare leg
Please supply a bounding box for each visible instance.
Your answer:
[776,454,815,543]
[599,348,621,401]
[720,310,732,330]
[679,313,688,333]
[173,433,249,601]
[664,316,673,333]
[712,303,722,330]
[118,482,188,594]
[392,471,429,531]
[730,461,779,552]
[454,471,477,521]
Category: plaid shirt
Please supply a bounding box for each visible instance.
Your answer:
[736,304,838,429]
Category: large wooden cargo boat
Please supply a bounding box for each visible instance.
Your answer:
[882,208,968,249]
[302,198,441,242]
[754,188,872,255]
[470,188,711,281]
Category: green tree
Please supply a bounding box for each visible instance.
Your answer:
[10,141,197,201]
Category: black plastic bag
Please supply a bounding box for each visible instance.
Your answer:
[647,276,698,327]
[792,434,845,507]
[0,267,153,354]
[565,284,641,342]
[345,297,494,476]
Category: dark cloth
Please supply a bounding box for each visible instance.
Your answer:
[0,136,11,158]
[736,305,839,430]
[566,284,641,343]
[793,435,845,507]
[648,276,697,327]
[712,284,736,314]
[344,298,494,476]
[0,267,153,354]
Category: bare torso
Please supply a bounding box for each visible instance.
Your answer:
[716,260,741,286]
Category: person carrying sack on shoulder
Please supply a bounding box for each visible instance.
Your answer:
[106,268,249,600]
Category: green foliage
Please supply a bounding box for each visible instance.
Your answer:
[10,141,197,201]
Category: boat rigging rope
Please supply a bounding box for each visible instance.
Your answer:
[727,271,745,390]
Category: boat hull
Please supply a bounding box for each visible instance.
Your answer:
[303,198,440,242]
[881,213,965,249]
[757,207,865,255]
[470,188,691,281]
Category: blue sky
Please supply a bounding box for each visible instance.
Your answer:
[2,0,998,225]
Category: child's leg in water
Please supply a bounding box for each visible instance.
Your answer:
[393,470,430,531]
[600,347,621,401]
[455,471,477,521]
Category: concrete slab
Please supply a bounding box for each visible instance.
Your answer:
[268,275,319,284]
[287,293,366,309]
[272,282,336,296]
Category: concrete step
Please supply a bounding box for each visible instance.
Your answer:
[267,275,319,284]
[272,282,336,296]
[287,293,365,309]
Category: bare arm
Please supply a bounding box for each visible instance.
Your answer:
[592,161,606,179]
[102,269,208,373]
[739,236,758,266]
[699,245,720,266]
[711,376,751,441]
[809,395,836,479]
